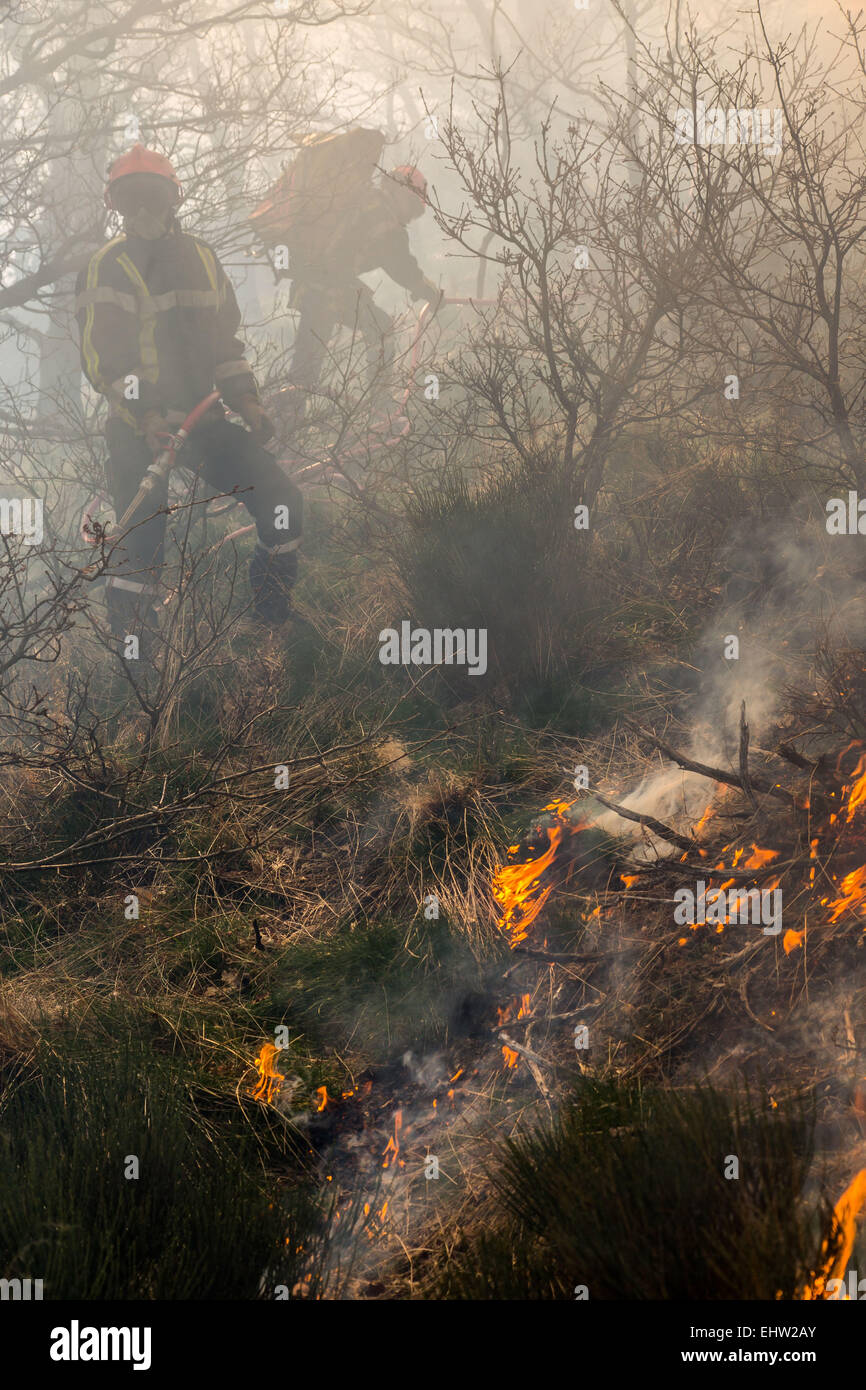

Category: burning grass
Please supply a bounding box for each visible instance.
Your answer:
[6,490,866,1299]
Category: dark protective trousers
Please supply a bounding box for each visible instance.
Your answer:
[289,278,393,395]
[104,415,302,600]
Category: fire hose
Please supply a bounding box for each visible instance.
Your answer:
[113,390,223,534]
[80,295,498,550]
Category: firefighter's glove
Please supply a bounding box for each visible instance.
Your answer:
[237,393,275,445]
[414,281,442,310]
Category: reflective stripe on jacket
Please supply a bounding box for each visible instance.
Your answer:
[75,228,257,422]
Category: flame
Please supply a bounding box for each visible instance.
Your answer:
[499,994,530,1068]
[315,1085,330,1112]
[783,928,805,954]
[252,1042,284,1104]
[845,754,866,822]
[382,1108,403,1169]
[492,826,562,945]
[693,803,715,837]
[827,866,866,922]
[800,1169,866,1299]
[743,844,779,869]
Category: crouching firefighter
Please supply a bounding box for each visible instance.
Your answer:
[249,131,440,418]
[76,144,302,652]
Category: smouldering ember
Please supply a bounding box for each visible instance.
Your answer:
[252,1042,284,1104]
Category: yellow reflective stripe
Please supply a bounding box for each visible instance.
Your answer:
[80,285,220,314]
[76,285,139,314]
[151,288,220,310]
[116,252,159,383]
[81,236,126,389]
[194,242,223,302]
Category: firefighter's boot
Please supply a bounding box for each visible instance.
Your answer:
[249,542,300,627]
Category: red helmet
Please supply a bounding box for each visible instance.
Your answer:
[104,145,184,209]
[389,165,428,204]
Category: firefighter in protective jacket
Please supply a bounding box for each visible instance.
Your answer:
[76,144,302,645]
[287,163,439,405]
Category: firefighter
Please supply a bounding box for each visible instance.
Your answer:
[75,144,303,651]
[285,164,440,410]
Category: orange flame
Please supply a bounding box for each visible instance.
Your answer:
[252,1042,284,1104]
[382,1109,403,1169]
[845,754,866,822]
[800,1169,866,1299]
[827,866,866,922]
[743,845,779,869]
[499,993,530,1068]
[693,803,715,837]
[315,1085,330,1112]
[492,826,563,945]
[783,928,805,954]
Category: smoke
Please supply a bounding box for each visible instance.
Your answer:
[593,508,866,850]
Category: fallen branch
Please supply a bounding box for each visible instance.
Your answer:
[629,858,794,882]
[593,790,695,851]
[624,719,796,806]
[775,742,818,772]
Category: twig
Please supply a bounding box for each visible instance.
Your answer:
[739,701,759,812]
[491,1005,599,1033]
[498,1032,557,1100]
[509,946,602,965]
